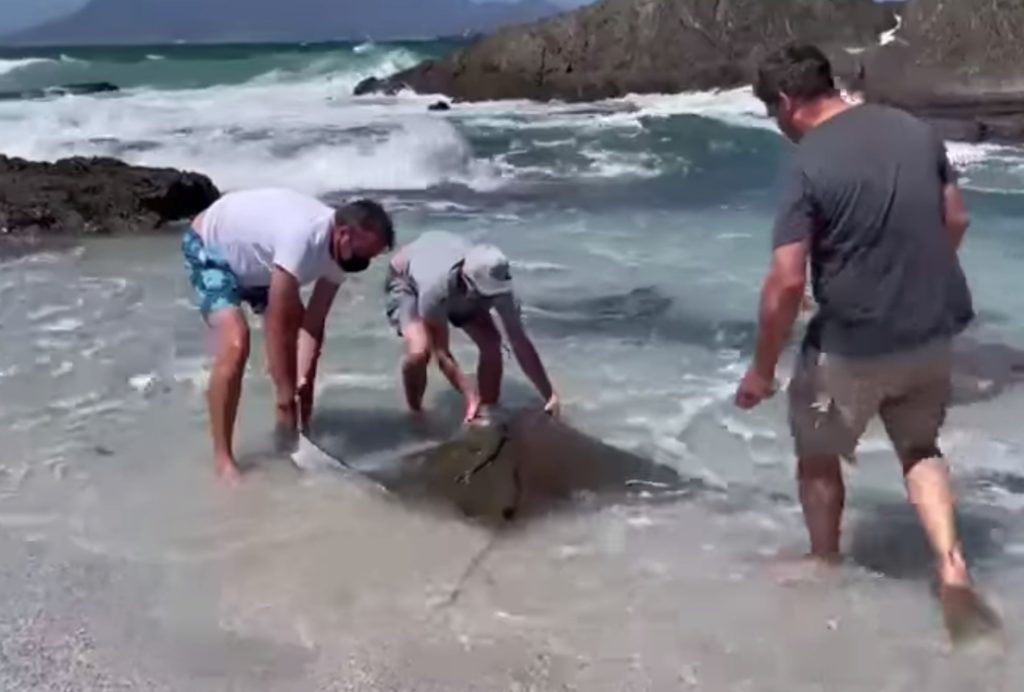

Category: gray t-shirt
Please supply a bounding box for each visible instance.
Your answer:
[392,230,523,328]
[773,103,973,357]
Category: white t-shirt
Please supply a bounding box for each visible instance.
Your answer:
[197,187,346,288]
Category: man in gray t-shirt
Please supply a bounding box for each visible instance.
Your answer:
[385,230,559,422]
[735,44,998,641]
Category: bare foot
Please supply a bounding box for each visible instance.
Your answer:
[764,550,843,585]
[215,456,242,487]
[939,584,1002,646]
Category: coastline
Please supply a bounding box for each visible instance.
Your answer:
[353,0,1024,145]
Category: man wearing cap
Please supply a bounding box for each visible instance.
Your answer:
[385,230,559,422]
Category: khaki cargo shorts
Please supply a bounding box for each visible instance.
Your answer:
[787,338,952,462]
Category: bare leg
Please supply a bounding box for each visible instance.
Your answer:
[902,455,1000,641]
[902,455,968,585]
[797,456,845,560]
[462,313,503,407]
[400,321,431,412]
[207,308,250,484]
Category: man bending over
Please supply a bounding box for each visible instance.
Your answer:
[183,187,394,484]
[385,230,559,422]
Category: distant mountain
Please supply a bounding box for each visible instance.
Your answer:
[2,0,565,46]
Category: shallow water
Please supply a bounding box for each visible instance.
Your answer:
[3,226,1024,689]
[3,42,1024,690]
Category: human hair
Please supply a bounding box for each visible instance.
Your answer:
[754,43,837,109]
[336,199,395,250]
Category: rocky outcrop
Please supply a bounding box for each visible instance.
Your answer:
[0,82,120,103]
[358,0,1024,142]
[0,156,220,254]
[354,0,897,102]
[849,0,1024,142]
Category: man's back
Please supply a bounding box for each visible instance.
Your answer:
[775,103,973,357]
[392,231,470,322]
[198,187,337,287]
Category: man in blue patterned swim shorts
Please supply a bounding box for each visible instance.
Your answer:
[183,187,394,484]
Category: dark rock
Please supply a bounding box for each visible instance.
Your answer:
[0,82,121,103]
[52,81,120,96]
[353,75,407,97]
[355,0,896,102]
[332,410,699,525]
[0,156,220,247]
[924,118,988,144]
[358,0,1024,143]
[836,0,1024,143]
[427,100,452,111]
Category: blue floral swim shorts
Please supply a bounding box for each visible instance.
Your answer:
[181,228,269,320]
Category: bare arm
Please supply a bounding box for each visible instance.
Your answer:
[296,278,340,428]
[752,240,809,380]
[427,320,475,398]
[505,319,554,402]
[265,266,304,420]
[934,133,969,251]
[942,182,970,251]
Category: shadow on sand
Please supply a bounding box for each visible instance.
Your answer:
[848,499,1012,581]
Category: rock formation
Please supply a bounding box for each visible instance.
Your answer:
[356,0,1024,142]
[853,0,1024,142]
[0,156,220,256]
[0,82,120,103]
[354,0,896,102]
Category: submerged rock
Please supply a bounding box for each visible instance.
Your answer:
[0,81,120,102]
[0,155,220,246]
[308,409,699,525]
[354,0,896,102]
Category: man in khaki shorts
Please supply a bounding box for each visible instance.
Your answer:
[735,43,998,640]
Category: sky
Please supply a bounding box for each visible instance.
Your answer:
[0,0,597,35]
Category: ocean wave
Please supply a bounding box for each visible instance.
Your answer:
[425,88,771,134]
[1,47,1021,197]
[0,74,501,194]
[0,44,429,94]
[0,57,56,77]
[241,47,424,91]
[181,116,503,193]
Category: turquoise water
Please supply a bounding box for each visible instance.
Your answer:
[0,39,456,91]
[1,40,1024,690]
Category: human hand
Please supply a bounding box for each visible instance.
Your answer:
[543,392,561,418]
[734,368,776,410]
[463,391,482,423]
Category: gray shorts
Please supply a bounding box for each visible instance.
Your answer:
[384,265,418,335]
[788,338,952,462]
